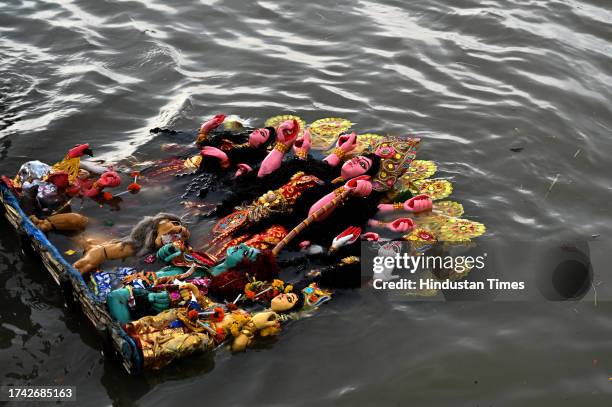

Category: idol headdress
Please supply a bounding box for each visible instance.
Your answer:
[370,137,421,192]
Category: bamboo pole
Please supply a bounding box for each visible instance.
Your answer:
[272,188,350,256]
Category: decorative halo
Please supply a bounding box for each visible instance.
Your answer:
[439,218,486,242]
[403,160,437,182]
[433,200,464,217]
[264,115,306,137]
[309,117,352,149]
[410,179,453,200]
[346,133,385,156]
[403,227,437,242]
[414,213,449,235]
[402,228,437,252]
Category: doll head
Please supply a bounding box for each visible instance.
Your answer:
[155,218,190,247]
[224,243,260,269]
[248,127,276,148]
[125,213,189,256]
[270,292,305,313]
[340,153,381,180]
[270,283,332,313]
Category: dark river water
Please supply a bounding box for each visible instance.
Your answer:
[2,0,612,405]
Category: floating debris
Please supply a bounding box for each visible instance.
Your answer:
[545,173,560,198]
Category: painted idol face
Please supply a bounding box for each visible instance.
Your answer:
[248,128,271,147]
[270,292,299,312]
[225,243,260,268]
[341,155,372,179]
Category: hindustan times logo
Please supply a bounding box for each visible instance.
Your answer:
[372,253,487,275]
[362,240,606,301]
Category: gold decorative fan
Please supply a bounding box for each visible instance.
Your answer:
[403,227,436,241]
[439,218,486,242]
[264,115,306,137]
[433,200,464,217]
[409,179,453,201]
[402,227,437,253]
[403,160,437,182]
[309,117,352,149]
[409,179,453,200]
[414,213,450,235]
[351,133,385,155]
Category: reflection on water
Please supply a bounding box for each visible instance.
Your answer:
[1,0,612,405]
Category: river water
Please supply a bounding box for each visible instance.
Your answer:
[2,0,612,405]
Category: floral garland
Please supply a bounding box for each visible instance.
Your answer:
[244,278,293,301]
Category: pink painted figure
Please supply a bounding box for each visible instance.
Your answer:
[46,172,70,189]
[257,119,300,177]
[292,128,312,159]
[248,128,272,148]
[200,114,226,133]
[307,176,373,221]
[200,146,230,169]
[361,232,379,241]
[298,240,311,249]
[377,194,433,213]
[368,217,416,233]
[323,132,358,166]
[340,155,373,180]
[195,114,226,146]
[234,163,253,177]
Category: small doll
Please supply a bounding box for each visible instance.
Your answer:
[125,302,280,369]
[74,212,194,275]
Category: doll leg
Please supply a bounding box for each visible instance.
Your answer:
[30,213,89,232]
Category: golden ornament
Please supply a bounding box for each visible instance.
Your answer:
[410,179,453,200]
[433,200,464,217]
[309,117,352,149]
[439,218,486,242]
[264,115,306,137]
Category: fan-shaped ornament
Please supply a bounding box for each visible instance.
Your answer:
[414,213,449,235]
[410,179,453,200]
[371,138,420,192]
[351,133,385,154]
[264,115,306,137]
[404,160,437,182]
[433,200,464,218]
[439,218,486,242]
[403,227,437,243]
[309,117,352,149]
[402,228,437,252]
